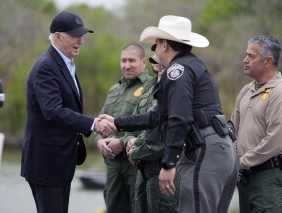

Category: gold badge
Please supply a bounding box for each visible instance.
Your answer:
[134,87,144,97]
[261,88,270,101]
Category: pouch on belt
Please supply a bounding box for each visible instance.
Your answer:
[211,114,236,141]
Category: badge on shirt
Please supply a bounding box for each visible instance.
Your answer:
[167,63,184,80]
[134,87,144,97]
[261,88,271,101]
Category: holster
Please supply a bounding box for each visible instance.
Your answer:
[227,120,237,141]
[211,115,229,138]
[211,115,237,141]
[185,114,236,152]
[185,123,205,152]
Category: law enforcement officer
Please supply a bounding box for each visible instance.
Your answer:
[95,43,152,213]
[125,53,179,213]
[100,15,238,213]
[232,35,282,212]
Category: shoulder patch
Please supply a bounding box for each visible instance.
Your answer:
[167,63,184,80]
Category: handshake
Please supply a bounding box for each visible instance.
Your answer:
[94,114,116,137]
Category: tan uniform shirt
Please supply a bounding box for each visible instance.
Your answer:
[232,72,282,169]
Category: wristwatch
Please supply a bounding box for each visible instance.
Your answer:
[162,162,176,170]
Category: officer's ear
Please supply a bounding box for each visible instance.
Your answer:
[141,57,147,67]
[163,40,170,52]
[264,55,273,68]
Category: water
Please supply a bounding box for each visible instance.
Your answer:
[0,159,106,213]
[0,151,239,213]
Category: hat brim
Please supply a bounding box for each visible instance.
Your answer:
[149,55,160,64]
[66,27,94,37]
[140,26,209,48]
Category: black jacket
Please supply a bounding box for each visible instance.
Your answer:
[115,53,222,164]
[21,45,94,186]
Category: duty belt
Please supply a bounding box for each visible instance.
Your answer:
[184,125,217,153]
[199,126,217,138]
[194,109,221,128]
[249,155,282,173]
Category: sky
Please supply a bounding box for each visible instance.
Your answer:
[53,0,126,11]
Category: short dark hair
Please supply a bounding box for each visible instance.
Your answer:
[121,43,145,59]
[158,39,192,54]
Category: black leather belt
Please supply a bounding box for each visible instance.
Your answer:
[250,155,282,173]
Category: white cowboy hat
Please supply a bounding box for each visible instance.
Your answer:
[140,15,209,48]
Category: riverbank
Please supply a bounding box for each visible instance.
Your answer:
[0,161,106,213]
[0,148,239,213]
[0,147,106,213]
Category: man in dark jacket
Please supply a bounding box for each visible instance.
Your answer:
[21,11,115,213]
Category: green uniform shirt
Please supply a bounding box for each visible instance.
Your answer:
[96,71,152,147]
[125,77,165,161]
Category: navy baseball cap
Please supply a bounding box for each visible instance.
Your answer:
[50,11,93,36]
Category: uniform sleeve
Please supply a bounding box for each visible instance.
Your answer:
[231,88,244,154]
[231,84,251,162]
[114,107,159,131]
[231,85,250,135]
[131,127,164,161]
[162,66,194,163]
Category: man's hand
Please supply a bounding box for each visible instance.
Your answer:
[126,138,140,166]
[98,114,115,125]
[128,148,140,166]
[95,117,116,137]
[96,138,115,159]
[106,138,123,156]
[126,138,136,155]
[159,168,176,196]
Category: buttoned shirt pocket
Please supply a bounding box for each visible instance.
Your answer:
[105,92,119,105]
[122,95,141,115]
[138,93,151,111]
